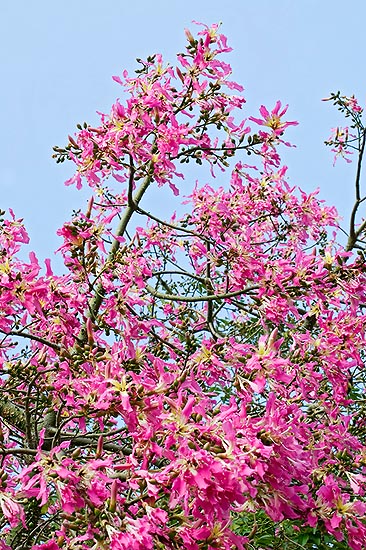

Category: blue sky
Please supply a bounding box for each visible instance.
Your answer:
[1,1,365,267]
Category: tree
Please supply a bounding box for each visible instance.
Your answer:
[0,22,366,550]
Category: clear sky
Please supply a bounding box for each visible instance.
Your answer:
[1,0,365,267]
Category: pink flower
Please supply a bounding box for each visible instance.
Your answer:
[59,484,85,514]
[32,542,59,550]
[249,100,298,136]
[326,126,354,165]
[0,493,25,528]
[344,95,363,113]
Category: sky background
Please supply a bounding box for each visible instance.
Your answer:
[1,0,365,269]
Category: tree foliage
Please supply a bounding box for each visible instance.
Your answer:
[1,23,366,550]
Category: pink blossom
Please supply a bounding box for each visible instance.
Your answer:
[249,100,298,137]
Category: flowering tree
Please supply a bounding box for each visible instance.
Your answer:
[1,23,366,550]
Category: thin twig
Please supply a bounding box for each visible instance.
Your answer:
[145,283,259,302]
[0,330,60,351]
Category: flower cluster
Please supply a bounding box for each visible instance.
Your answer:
[1,23,366,550]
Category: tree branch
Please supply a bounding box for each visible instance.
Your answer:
[87,172,153,322]
[0,329,60,351]
[145,283,259,302]
[346,129,366,251]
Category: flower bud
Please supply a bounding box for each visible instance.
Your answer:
[86,317,94,346]
[109,480,118,512]
[96,435,103,458]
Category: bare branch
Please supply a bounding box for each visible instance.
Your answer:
[0,329,60,351]
[347,129,366,251]
[145,283,259,302]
